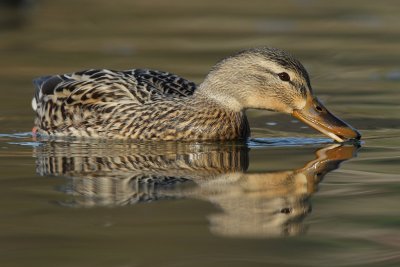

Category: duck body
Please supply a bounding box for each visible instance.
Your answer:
[32,47,360,142]
[32,69,250,140]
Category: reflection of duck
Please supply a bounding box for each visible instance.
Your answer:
[32,47,360,142]
[34,141,357,237]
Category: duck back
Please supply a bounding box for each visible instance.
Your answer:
[32,69,249,140]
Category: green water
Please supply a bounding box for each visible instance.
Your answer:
[0,0,399,266]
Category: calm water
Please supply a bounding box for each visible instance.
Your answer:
[1,0,400,266]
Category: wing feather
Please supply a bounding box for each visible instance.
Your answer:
[33,69,197,108]
[32,69,197,134]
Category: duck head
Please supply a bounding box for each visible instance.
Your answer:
[198,47,361,142]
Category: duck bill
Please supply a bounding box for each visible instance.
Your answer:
[292,96,361,143]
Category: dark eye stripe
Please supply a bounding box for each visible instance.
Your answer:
[278,72,309,97]
[299,85,307,97]
[255,66,309,96]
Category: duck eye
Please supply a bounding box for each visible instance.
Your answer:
[278,72,290,82]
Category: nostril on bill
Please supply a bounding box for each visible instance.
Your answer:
[315,105,323,112]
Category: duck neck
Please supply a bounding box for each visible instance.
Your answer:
[194,80,244,112]
[182,82,249,140]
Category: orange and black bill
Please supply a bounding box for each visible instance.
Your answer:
[292,96,361,143]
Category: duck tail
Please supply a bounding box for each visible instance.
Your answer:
[32,75,53,111]
[33,76,53,90]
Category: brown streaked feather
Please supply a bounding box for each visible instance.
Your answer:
[32,68,249,140]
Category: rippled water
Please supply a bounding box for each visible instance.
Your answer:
[1,1,400,266]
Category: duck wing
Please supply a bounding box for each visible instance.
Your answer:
[126,69,197,98]
[32,69,197,111]
[31,69,198,135]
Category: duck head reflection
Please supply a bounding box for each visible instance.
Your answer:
[34,140,358,238]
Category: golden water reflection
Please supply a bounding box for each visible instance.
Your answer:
[34,141,357,238]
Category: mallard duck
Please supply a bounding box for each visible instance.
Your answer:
[32,47,361,142]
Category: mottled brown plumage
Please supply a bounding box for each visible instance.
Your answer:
[32,68,250,140]
[32,47,360,141]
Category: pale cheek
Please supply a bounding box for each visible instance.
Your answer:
[280,103,294,113]
[293,97,307,110]
[266,99,293,113]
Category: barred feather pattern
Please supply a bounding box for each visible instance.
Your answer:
[33,69,250,140]
[35,141,248,205]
